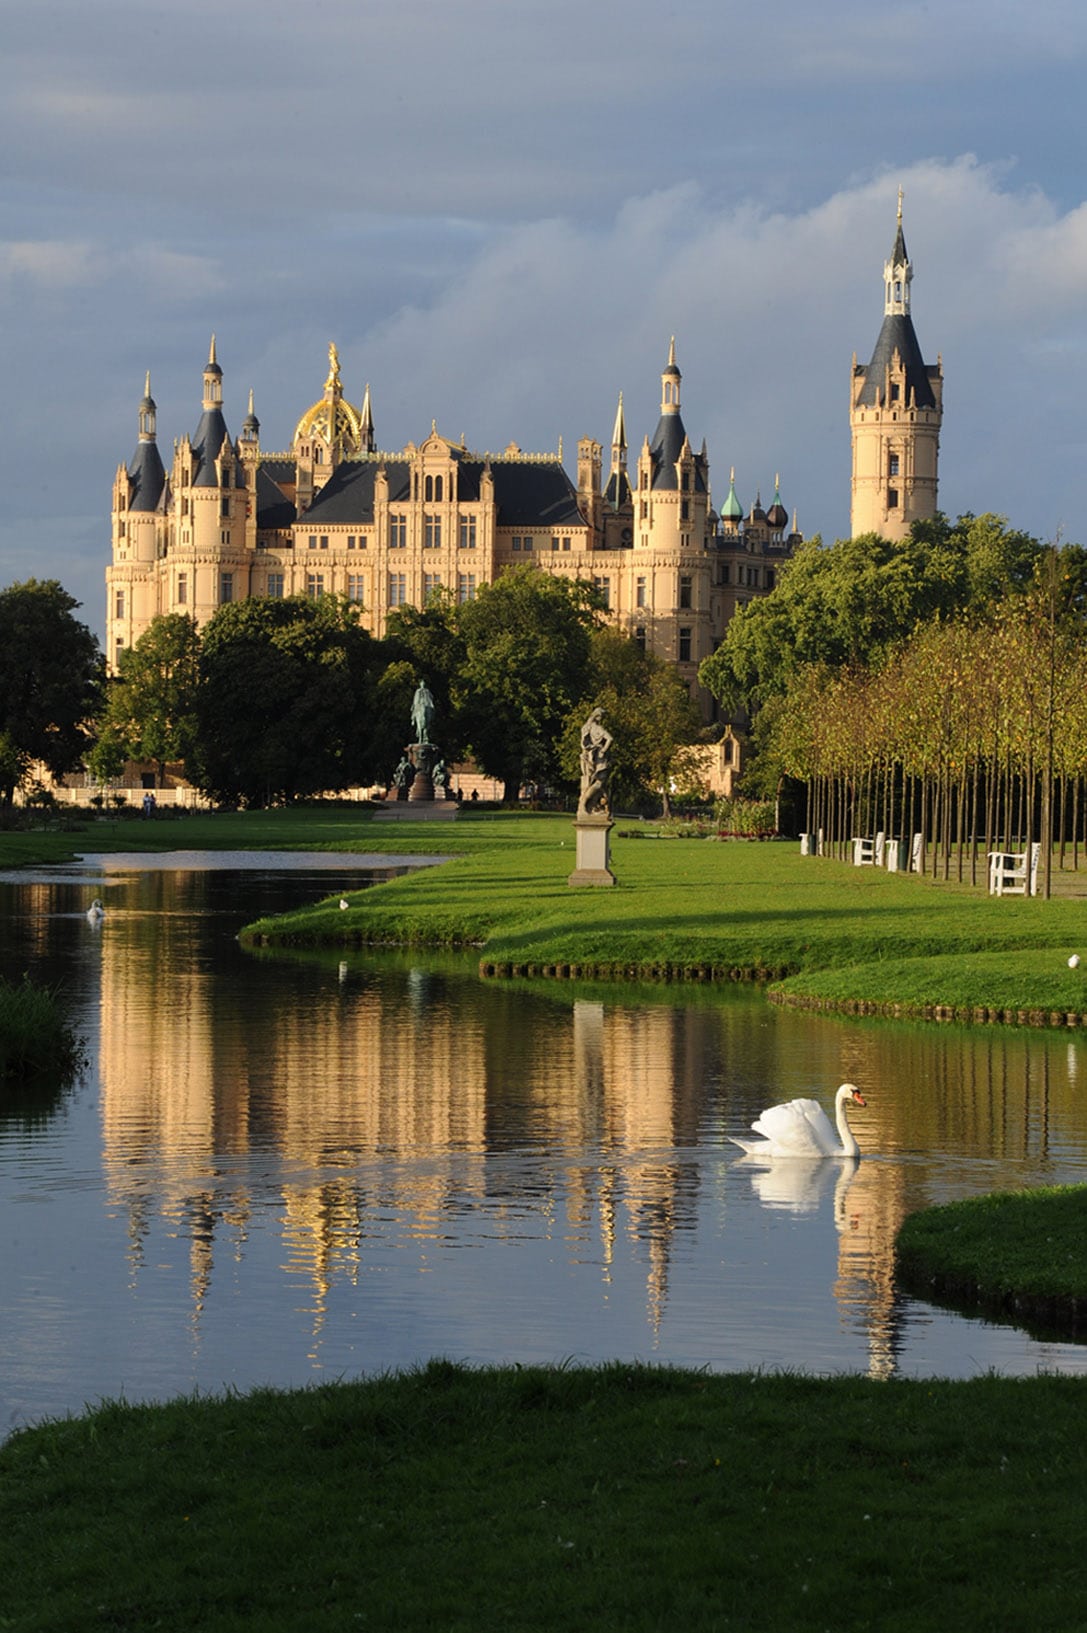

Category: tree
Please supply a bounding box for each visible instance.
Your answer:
[699,515,1044,716]
[89,614,202,788]
[190,596,378,806]
[454,567,601,801]
[560,627,702,815]
[0,580,101,806]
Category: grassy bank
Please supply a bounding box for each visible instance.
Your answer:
[238,815,1087,1019]
[3,1363,1086,1631]
[0,976,84,1080]
[896,1184,1087,1336]
[6,808,1087,1021]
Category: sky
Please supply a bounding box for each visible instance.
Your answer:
[3,0,1087,642]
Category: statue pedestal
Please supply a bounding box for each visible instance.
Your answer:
[568,814,616,887]
[407,741,436,802]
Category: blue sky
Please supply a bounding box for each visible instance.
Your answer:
[3,0,1086,640]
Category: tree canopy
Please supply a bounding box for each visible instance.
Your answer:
[0,580,101,806]
[190,596,379,806]
[699,515,1046,715]
[89,613,202,788]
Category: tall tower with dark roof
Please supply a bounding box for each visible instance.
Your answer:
[850,194,942,540]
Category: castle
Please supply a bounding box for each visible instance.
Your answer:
[106,339,800,716]
[106,200,939,706]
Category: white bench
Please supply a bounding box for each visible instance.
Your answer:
[852,832,884,867]
[988,842,1040,897]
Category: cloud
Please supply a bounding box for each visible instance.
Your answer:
[0,238,223,301]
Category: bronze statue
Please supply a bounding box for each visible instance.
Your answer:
[411,681,435,745]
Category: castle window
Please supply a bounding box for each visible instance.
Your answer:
[424,515,441,549]
[177,574,188,605]
[550,536,559,552]
[306,573,325,599]
[718,564,729,586]
[423,573,442,601]
[679,574,692,609]
[320,535,329,550]
[221,496,230,518]
[562,537,571,551]
[118,521,126,539]
[388,572,408,606]
[458,573,476,603]
[220,572,234,604]
[347,535,356,550]
[389,515,407,549]
[314,447,322,464]
[347,575,365,604]
[115,590,125,619]
[766,569,776,590]
[681,500,690,521]
[888,453,900,477]
[424,474,443,503]
[267,573,285,598]
[679,626,692,662]
[115,638,124,663]
[636,576,647,609]
[634,626,646,651]
[308,535,317,550]
[888,487,899,509]
[220,530,231,545]
[593,577,611,609]
[890,383,900,403]
[459,517,477,550]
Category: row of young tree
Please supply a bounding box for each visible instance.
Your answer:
[0,568,703,811]
[699,515,1087,896]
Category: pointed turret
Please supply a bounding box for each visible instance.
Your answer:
[850,193,943,539]
[192,335,233,487]
[720,466,743,530]
[766,474,788,532]
[604,390,630,509]
[127,373,165,512]
[359,382,375,453]
[648,338,690,490]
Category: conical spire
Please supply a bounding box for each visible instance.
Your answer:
[359,382,374,452]
[884,189,911,316]
[138,371,156,441]
[721,465,743,522]
[611,390,626,455]
[203,333,222,408]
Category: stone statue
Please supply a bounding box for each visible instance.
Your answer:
[392,755,412,790]
[433,758,448,791]
[577,707,613,818]
[411,680,436,745]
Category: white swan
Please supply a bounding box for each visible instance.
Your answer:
[730,1083,868,1159]
[86,898,105,925]
[339,898,349,911]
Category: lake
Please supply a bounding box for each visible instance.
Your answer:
[2,852,1086,1439]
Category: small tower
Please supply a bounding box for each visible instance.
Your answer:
[850,192,942,540]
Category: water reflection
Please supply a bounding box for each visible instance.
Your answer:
[2,861,1087,1436]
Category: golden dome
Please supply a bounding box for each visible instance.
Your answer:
[293,342,364,453]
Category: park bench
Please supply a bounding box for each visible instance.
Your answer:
[852,833,884,867]
[988,841,1040,897]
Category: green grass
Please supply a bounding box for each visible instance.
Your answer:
[3,1362,1087,1631]
[235,815,1087,1017]
[0,976,84,1080]
[6,807,1087,1021]
[896,1185,1087,1336]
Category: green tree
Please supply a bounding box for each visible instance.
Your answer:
[699,515,1044,716]
[0,580,101,806]
[454,567,601,801]
[89,614,202,789]
[190,596,378,806]
[561,627,702,815]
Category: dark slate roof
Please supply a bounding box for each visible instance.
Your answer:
[648,413,708,493]
[191,407,234,487]
[127,440,166,513]
[260,458,296,485]
[255,466,296,531]
[855,313,937,409]
[604,470,632,509]
[301,457,584,529]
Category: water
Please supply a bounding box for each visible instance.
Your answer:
[2,855,1086,1439]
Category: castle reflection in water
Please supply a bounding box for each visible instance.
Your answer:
[90,895,1086,1380]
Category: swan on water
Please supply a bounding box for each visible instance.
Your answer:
[87,899,105,925]
[730,1083,868,1159]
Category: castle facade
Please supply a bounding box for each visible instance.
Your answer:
[107,339,800,713]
